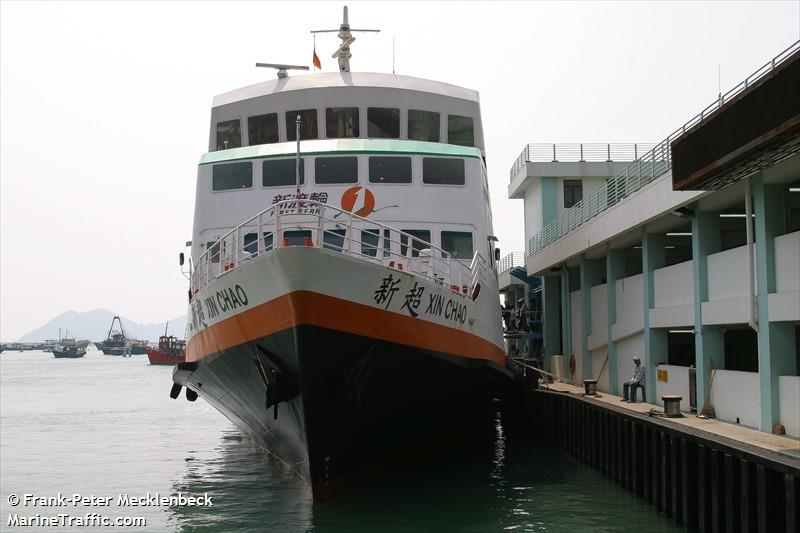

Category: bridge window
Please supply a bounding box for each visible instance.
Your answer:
[368,107,399,138]
[205,242,220,264]
[422,158,465,185]
[408,110,440,142]
[400,230,431,257]
[326,107,359,138]
[283,230,312,246]
[441,231,473,259]
[286,109,318,141]
[212,162,252,191]
[361,229,391,257]
[369,156,411,183]
[263,158,305,187]
[564,179,583,208]
[248,113,279,145]
[216,119,241,151]
[448,115,474,147]
[315,157,358,184]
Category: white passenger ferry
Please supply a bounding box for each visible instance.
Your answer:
[172,7,513,497]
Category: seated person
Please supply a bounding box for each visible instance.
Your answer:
[621,356,645,402]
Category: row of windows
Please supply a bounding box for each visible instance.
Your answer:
[206,229,474,261]
[211,156,466,191]
[215,108,475,151]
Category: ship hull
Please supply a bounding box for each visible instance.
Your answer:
[175,247,512,497]
[147,349,185,365]
[53,350,86,358]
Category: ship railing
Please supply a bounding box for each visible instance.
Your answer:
[191,199,491,300]
[526,39,800,257]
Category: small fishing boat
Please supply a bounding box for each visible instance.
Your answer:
[147,336,186,365]
[53,330,87,358]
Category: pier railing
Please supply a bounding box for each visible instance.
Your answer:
[191,199,492,300]
[526,39,800,257]
[497,251,524,274]
[509,143,655,181]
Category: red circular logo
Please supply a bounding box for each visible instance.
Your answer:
[341,187,376,217]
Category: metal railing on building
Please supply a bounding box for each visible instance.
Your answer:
[509,143,655,182]
[497,251,524,274]
[525,39,800,257]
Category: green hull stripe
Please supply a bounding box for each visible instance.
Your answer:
[199,139,482,165]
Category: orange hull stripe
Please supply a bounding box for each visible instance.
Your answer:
[187,290,506,365]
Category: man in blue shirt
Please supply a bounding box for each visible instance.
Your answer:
[622,356,646,402]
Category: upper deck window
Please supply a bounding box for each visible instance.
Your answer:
[408,110,440,142]
[367,107,399,138]
[448,115,474,147]
[564,179,583,208]
[212,162,252,191]
[400,230,432,258]
[422,158,465,185]
[286,109,318,141]
[263,158,305,187]
[315,157,358,184]
[369,156,411,184]
[216,119,241,151]
[326,108,359,138]
[441,231,473,260]
[248,114,279,145]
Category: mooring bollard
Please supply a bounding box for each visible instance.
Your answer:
[584,379,598,396]
[662,395,682,418]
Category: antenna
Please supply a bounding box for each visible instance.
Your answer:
[255,63,310,79]
[311,5,380,72]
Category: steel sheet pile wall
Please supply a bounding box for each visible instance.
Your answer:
[526,390,799,532]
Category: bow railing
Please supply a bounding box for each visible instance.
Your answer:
[191,199,491,300]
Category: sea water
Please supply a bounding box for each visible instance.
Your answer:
[0,349,681,532]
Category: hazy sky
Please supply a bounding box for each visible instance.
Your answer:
[1,1,798,340]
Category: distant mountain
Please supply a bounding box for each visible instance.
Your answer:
[19,309,187,342]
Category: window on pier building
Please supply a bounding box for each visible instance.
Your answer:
[564,179,583,208]
[216,119,241,151]
[441,231,473,260]
[361,229,391,257]
[723,327,758,372]
[400,230,431,258]
[286,109,318,141]
[368,107,399,138]
[315,157,358,184]
[326,108,359,138]
[263,158,305,187]
[422,157,465,185]
[369,156,411,183]
[248,113,279,146]
[212,162,252,191]
[447,115,474,147]
[408,110,440,142]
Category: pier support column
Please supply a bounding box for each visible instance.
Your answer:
[752,173,796,432]
[580,256,604,381]
[606,247,626,394]
[560,265,573,378]
[542,274,562,366]
[692,211,722,413]
[642,232,667,403]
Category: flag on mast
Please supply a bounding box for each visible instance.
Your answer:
[313,35,321,70]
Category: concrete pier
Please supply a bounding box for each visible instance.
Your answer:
[524,382,799,532]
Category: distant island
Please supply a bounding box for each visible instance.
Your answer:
[14,309,187,343]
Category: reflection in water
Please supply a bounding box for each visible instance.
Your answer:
[170,412,681,533]
[170,430,313,533]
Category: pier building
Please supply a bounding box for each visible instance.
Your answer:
[500,41,800,438]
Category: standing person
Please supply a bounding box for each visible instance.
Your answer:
[621,356,646,402]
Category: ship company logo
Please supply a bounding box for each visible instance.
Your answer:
[340,186,397,217]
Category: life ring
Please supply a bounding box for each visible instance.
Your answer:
[569,354,576,375]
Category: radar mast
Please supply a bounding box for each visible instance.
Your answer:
[311,6,380,73]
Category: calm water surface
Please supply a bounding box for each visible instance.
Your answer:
[1,350,682,532]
